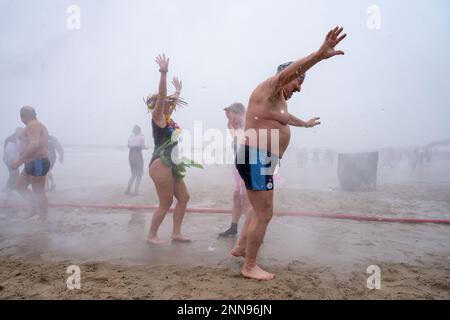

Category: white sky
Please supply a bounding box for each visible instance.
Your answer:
[1,0,449,152]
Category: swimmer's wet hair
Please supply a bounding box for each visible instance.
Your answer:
[144,94,187,112]
[277,62,306,82]
[277,62,294,74]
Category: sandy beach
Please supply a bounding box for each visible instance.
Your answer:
[0,147,449,299]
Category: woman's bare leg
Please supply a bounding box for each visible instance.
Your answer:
[148,159,174,244]
[172,179,191,242]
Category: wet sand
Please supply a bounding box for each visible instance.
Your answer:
[1,258,449,299]
[0,147,449,299]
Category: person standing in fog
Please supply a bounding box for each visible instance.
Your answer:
[3,127,23,193]
[232,27,347,280]
[146,54,192,244]
[125,125,145,196]
[218,103,251,238]
[12,106,50,220]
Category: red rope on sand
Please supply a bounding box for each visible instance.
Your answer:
[1,203,450,225]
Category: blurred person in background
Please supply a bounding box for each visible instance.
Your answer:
[125,125,146,196]
[46,135,64,191]
[12,106,50,220]
[3,127,23,193]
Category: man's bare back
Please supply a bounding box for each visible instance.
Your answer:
[19,119,49,164]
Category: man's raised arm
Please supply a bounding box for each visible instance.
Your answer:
[270,26,347,92]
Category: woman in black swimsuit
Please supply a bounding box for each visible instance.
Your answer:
[146,54,191,244]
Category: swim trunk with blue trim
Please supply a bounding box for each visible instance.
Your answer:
[24,158,51,177]
[235,145,279,191]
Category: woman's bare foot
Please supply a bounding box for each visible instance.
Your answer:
[146,236,165,244]
[241,264,275,281]
[171,234,191,243]
[231,245,246,258]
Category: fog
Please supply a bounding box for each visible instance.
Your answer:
[1,1,450,297]
[1,0,449,152]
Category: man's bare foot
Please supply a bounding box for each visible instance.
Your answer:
[231,245,246,258]
[241,264,275,281]
[171,234,191,243]
[146,236,165,244]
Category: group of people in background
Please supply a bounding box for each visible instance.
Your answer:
[2,107,53,220]
[4,26,348,280]
[3,119,64,196]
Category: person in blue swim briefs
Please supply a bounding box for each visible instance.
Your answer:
[12,106,51,220]
[232,27,347,280]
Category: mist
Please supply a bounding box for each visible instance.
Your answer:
[1,0,449,152]
[1,0,450,299]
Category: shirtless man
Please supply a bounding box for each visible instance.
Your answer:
[12,106,50,219]
[232,27,347,280]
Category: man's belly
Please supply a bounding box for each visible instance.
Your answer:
[278,125,291,158]
[244,123,291,158]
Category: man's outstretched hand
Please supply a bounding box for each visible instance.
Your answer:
[318,26,347,60]
[305,117,321,128]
